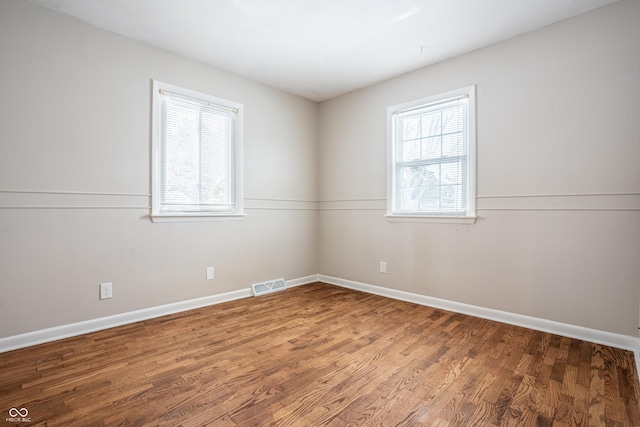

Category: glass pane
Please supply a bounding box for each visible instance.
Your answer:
[423,136,441,160]
[421,185,440,211]
[200,111,230,206]
[399,139,421,162]
[402,116,420,141]
[400,187,419,211]
[400,165,418,189]
[442,105,463,134]
[441,132,464,157]
[440,184,462,210]
[422,164,440,211]
[422,112,441,137]
[399,164,438,211]
[401,164,439,188]
[162,100,200,207]
[441,160,462,185]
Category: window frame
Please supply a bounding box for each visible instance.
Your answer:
[151,80,244,223]
[386,85,477,224]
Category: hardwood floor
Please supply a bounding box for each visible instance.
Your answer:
[1,282,639,426]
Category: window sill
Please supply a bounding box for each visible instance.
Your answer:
[384,214,477,224]
[151,213,246,223]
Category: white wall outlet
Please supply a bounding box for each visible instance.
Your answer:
[99,282,113,300]
[206,267,214,280]
[379,261,387,274]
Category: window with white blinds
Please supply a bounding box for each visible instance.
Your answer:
[387,86,476,219]
[152,81,243,221]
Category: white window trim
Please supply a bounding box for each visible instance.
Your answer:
[151,80,244,223]
[386,85,477,224]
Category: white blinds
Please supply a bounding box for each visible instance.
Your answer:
[159,90,237,213]
[393,95,469,215]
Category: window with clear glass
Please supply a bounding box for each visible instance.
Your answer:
[151,81,243,221]
[388,86,475,220]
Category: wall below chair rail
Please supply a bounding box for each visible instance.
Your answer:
[3,275,638,380]
[0,275,318,353]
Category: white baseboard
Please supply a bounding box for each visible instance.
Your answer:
[2,272,638,372]
[286,274,320,288]
[0,275,319,353]
[319,275,640,358]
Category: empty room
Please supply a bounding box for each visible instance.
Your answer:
[1,0,639,425]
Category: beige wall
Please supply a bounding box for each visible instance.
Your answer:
[318,0,640,337]
[1,0,639,340]
[0,0,318,337]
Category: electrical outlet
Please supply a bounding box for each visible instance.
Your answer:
[99,282,113,300]
[206,267,214,280]
[379,261,387,274]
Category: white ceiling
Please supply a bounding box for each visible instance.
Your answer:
[27,0,619,102]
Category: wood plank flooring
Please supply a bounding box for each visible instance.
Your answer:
[1,282,639,426]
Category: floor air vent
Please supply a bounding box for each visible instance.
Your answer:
[252,278,287,297]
